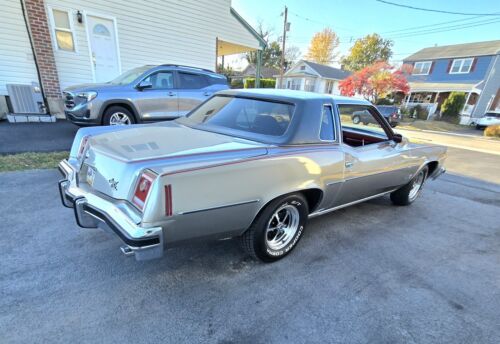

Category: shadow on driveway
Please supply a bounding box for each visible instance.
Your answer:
[0,119,78,154]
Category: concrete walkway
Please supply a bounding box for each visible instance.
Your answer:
[0,119,78,154]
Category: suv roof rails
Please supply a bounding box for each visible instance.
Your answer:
[160,64,215,73]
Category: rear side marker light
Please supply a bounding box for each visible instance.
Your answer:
[132,171,157,211]
[77,135,90,160]
[164,184,173,217]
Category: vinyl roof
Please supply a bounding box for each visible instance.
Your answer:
[404,40,500,61]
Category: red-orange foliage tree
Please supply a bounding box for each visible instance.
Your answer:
[339,62,409,102]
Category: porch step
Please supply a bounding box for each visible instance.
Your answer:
[7,113,56,123]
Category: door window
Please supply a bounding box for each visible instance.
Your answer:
[143,71,174,89]
[339,105,390,147]
[178,72,209,89]
[320,105,335,141]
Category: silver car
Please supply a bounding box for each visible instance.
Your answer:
[58,89,446,262]
[63,64,228,126]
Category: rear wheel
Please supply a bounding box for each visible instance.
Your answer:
[390,166,428,206]
[103,106,135,126]
[352,115,361,124]
[240,194,308,262]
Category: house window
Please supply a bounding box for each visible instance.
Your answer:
[289,79,301,90]
[450,58,474,74]
[325,80,335,94]
[304,79,315,92]
[412,61,432,75]
[300,65,306,71]
[51,9,75,51]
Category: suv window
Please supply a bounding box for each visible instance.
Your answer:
[207,75,228,85]
[178,72,209,89]
[339,105,389,139]
[143,71,174,89]
[320,105,335,141]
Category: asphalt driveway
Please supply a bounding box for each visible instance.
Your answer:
[1,170,499,344]
[0,120,77,154]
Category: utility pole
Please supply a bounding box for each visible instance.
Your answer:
[279,6,288,89]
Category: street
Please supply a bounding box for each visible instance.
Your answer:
[1,130,499,343]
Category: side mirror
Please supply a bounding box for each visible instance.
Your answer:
[137,80,153,90]
[392,133,403,143]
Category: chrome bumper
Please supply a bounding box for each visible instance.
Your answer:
[58,159,164,261]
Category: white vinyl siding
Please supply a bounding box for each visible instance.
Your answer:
[0,0,39,96]
[44,0,261,89]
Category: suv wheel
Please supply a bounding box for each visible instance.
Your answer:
[103,106,135,126]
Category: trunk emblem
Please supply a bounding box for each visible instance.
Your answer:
[108,178,119,191]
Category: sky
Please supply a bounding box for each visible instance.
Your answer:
[229,0,500,69]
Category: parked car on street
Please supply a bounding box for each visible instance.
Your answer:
[475,111,500,130]
[58,89,446,262]
[63,65,228,126]
[351,105,401,127]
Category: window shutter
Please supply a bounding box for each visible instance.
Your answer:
[429,61,435,74]
[470,58,478,72]
[446,60,453,73]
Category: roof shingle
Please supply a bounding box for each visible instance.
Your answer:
[404,40,500,61]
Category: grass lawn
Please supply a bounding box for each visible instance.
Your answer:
[398,120,471,132]
[0,151,69,172]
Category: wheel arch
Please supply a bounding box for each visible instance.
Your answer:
[101,100,140,124]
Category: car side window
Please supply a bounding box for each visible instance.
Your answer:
[178,72,209,89]
[320,105,335,141]
[143,71,174,89]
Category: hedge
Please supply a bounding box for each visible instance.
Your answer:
[244,78,276,89]
[484,125,500,138]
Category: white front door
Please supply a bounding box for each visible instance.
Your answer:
[87,15,119,82]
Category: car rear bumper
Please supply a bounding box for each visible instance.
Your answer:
[58,159,164,261]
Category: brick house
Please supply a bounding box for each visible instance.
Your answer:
[0,0,265,120]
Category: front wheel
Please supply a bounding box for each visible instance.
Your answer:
[103,106,136,126]
[390,166,428,206]
[240,194,309,262]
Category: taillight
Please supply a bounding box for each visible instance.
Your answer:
[77,135,90,160]
[164,184,173,217]
[132,171,157,211]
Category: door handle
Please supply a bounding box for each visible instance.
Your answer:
[345,161,354,168]
[203,91,211,96]
[168,91,176,97]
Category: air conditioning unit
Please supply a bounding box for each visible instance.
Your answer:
[7,83,45,114]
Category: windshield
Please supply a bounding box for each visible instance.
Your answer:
[108,66,151,85]
[176,95,295,141]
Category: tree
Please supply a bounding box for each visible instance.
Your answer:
[338,62,409,103]
[341,34,393,71]
[245,23,283,69]
[306,28,339,64]
[441,92,466,124]
[285,45,301,67]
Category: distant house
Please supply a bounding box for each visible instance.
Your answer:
[0,0,265,119]
[403,40,500,124]
[240,64,280,80]
[275,60,351,95]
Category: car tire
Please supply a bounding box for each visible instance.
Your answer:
[240,193,309,262]
[475,124,484,130]
[390,166,428,206]
[103,106,136,126]
[352,115,361,124]
[390,123,397,128]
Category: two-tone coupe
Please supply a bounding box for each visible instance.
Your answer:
[58,89,446,262]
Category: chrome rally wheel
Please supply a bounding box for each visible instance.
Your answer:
[265,204,300,251]
[390,166,429,206]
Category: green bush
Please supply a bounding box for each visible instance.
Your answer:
[441,92,466,124]
[484,125,500,138]
[230,79,244,89]
[412,105,428,120]
[244,78,276,89]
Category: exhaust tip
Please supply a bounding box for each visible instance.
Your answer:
[120,245,135,257]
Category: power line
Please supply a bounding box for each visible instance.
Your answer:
[387,18,500,38]
[376,0,500,16]
[380,15,484,34]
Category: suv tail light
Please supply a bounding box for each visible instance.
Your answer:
[77,135,90,160]
[132,171,157,211]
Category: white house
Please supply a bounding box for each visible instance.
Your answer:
[276,60,351,95]
[0,0,265,119]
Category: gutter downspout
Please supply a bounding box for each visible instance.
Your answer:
[20,0,50,114]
